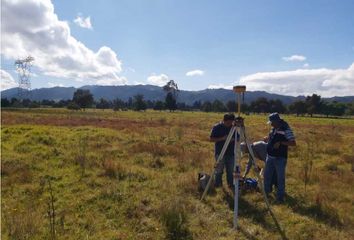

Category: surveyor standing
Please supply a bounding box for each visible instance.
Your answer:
[210,113,236,188]
[264,113,296,203]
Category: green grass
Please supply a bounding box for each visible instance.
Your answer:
[1,109,354,239]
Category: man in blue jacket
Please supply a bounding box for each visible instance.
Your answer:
[210,113,236,188]
[264,113,296,203]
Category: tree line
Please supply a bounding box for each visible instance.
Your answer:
[2,91,354,116]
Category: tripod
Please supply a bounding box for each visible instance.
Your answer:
[200,86,287,240]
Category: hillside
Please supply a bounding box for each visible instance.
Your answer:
[2,85,354,104]
[1,109,353,239]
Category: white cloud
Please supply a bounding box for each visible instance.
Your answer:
[133,81,145,85]
[207,84,233,89]
[96,76,127,86]
[48,82,64,87]
[147,73,169,86]
[74,15,92,29]
[1,69,17,90]
[303,63,310,68]
[1,0,125,85]
[239,63,354,97]
[282,55,306,62]
[186,69,204,76]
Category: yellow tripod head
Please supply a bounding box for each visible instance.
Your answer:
[233,85,246,117]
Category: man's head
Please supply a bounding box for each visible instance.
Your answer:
[223,113,235,127]
[267,112,282,128]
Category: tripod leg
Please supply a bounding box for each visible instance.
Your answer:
[233,126,242,229]
[201,126,237,201]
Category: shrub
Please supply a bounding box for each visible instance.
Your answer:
[160,200,192,240]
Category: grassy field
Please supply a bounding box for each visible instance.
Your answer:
[1,108,354,240]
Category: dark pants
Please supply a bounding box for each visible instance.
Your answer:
[264,155,287,201]
[214,154,234,187]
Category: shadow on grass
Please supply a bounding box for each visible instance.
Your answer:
[222,188,277,232]
[285,194,343,228]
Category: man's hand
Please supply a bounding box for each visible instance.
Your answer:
[263,136,269,143]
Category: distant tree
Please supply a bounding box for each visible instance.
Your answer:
[67,101,81,110]
[269,99,286,113]
[10,98,20,107]
[1,98,10,108]
[250,97,270,113]
[165,92,177,112]
[53,100,71,108]
[212,100,227,112]
[72,89,94,110]
[163,80,179,112]
[289,100,307,116]
[163,80,179,97]
[127,97,133,109]
[112,98,126,111]
[177,102,190,111]
[153,100,165,111]
[22,98,32,107]
[345,102,354,115]
[329,102,346,116]
[201,101,212,112]
[96,98,111,109]
[240,103,250,113]
[29,101,40,108]
[41,99,55,107]
[305,94,322,117]
[146,100,154,109]
[133,94,147,111]
[226,100,236,112]
[192,100,202,110]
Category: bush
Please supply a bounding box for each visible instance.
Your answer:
[160,200,192,240]
[67,102,81,110]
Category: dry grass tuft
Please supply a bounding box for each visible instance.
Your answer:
[102,159,127,180]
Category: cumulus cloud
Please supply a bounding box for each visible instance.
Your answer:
[282,55,306,62]
[239,63,354,97]
[303,63,310,68]
[74,15,92,29]
[147,73,169,86]
[1,0,125,85]
[207,84,233,89]
[1,69,17,90]
[186,69,204,76]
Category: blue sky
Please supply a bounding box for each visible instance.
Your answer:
[1,0,354,96]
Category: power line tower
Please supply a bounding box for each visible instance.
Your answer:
[15,56,34,99]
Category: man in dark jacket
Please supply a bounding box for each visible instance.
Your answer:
[264,113,296,203]
[210,113,236,188]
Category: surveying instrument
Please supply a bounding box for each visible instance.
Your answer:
[200,85,287,240]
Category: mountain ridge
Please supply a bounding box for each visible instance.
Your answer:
[1,85,353,105]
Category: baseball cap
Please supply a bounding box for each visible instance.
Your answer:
[267,112,281,124]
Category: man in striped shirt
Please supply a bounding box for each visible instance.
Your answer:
[264,113,296,203]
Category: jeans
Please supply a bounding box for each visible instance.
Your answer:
[264,155,287,201]
[214,154,234,187]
